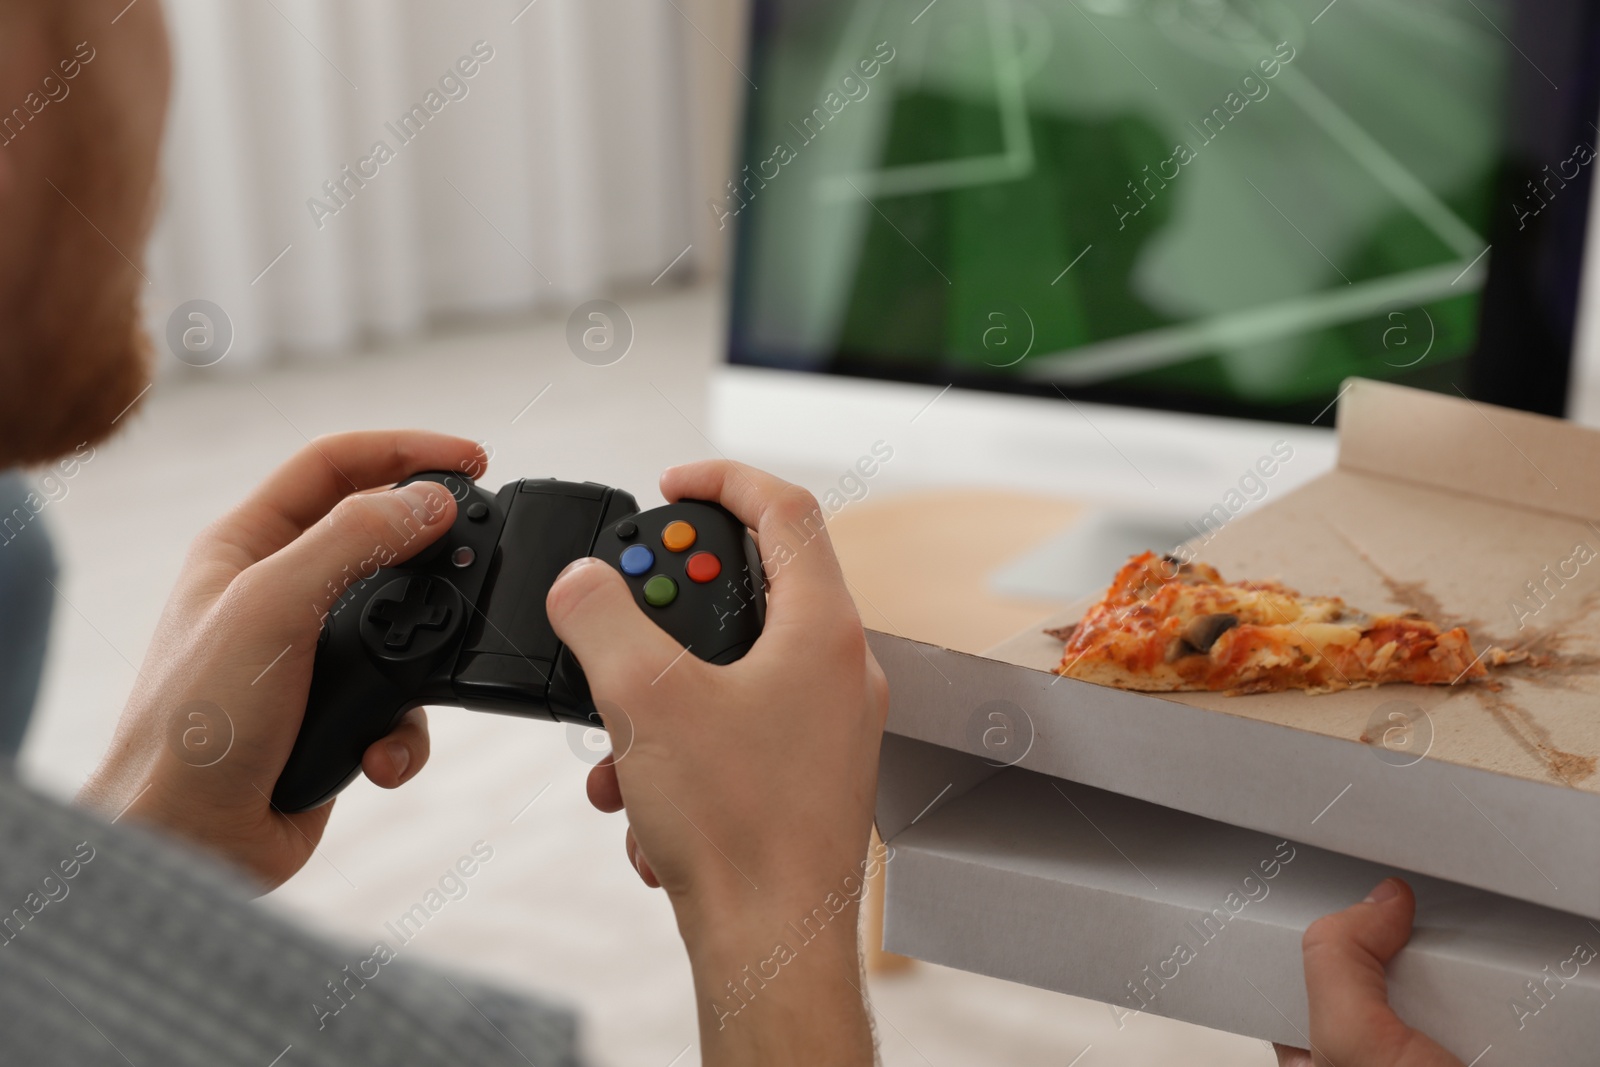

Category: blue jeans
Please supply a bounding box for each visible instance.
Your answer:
[0,471,56,758]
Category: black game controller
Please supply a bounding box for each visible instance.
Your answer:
[272,472,766,813]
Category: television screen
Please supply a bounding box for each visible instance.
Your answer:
[726,0,1598,422]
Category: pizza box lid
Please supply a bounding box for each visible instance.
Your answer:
[878,735,1600,1058]
[871,377,1600,918]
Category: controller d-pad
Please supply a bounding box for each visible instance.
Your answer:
[360,576,464,661]
[368,578,453,649]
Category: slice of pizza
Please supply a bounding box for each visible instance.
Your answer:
[1050,551,1492,695]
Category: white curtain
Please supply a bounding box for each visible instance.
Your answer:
[146,0,699,366]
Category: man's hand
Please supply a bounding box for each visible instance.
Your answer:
[79,431,486,890]
[549,460,887,1067]
[1275,878,1463,1067]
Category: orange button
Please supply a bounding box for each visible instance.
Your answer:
[686,551,721,584]
[661,520,697,552]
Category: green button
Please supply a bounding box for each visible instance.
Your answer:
[643,574,677,607]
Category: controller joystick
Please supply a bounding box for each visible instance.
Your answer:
[272,474,766,812]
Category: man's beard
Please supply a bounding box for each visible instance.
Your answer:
[0,262,153,467]
[0,118,157,468]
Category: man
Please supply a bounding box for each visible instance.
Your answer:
[0,2,1463,1064]
[0,470,53,756]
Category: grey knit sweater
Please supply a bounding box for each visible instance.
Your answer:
[0,771,583,1066]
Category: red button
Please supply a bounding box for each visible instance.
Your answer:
[685,551,721,584]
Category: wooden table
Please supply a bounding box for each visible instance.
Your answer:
[826,488,1081,972]
[829,488,1081,657]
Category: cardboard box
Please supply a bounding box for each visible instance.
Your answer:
[877,735,1600,1059]
[871,379,1600,919]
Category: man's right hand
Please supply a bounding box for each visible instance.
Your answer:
[1275,878,1463,1067]
[547,460,887,1067]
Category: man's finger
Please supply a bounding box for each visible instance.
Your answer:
[240,480,457,629]
[1301,878,1429,1064]
[362,708,430,789]
[587,757,624,813]
[1273,1044,1313,1067]
[625,826,660,888]
[660,460,854,629]
[547,558,694,701]
[212,431,485,565]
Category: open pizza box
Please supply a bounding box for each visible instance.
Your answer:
[870,378,1600,1054]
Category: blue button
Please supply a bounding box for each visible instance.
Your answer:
[619,544,655,576]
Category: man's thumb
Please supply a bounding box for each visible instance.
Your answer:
[547,557,689,695]
[253,480,457,624]
[1301,878,1419,1060]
